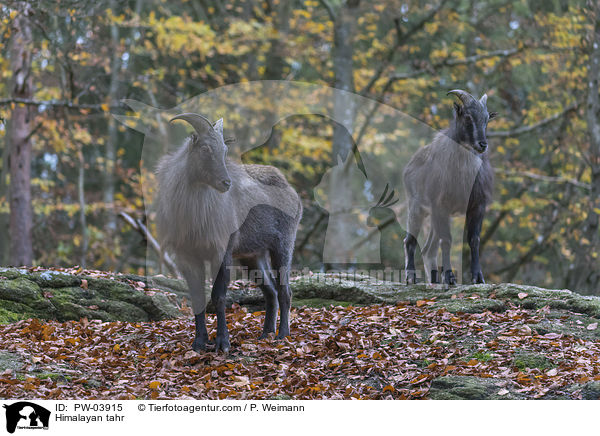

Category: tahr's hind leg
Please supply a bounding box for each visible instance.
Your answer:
[422,228,440,284]
[432,211,456,286]
[405,201,425,284]
[270,244,293,339]
[242,254,279,338]
[211,253,232,352]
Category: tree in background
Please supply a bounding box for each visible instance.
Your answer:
[6,1,34,266]
[0,0,597,293]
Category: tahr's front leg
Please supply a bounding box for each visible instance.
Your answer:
[182,264,209,351]
[211,257,231,352]
[193,312,209,351]
[467,205,486,284]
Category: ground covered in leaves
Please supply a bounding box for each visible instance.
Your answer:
[1,301,600,400]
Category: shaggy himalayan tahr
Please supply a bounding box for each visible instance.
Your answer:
[155,113,302,352]
[403,89,496,286]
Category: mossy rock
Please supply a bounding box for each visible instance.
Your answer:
[269,394,293,400]
[0,268,28,280]
[95,300,149,322]
[148,275,190,295]
[143,293,182,320]
[530,313,600,341]
[0,351,24,372]
[0,300,37,323]
[34,372,71,383]
[432,298,506,313]
[30,270,81,288]
[87,278,137,300]
[429,375,525,400]
[512,352,554,371]
[579,381,600,400]
[50,300,115,322]
[292,298,354,308]
[0,277,42,304]
[291,274,405,304]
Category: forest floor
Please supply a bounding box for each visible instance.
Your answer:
[0,268,600,400]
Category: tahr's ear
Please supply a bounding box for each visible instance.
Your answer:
[488,111,498,120]
[453,102,463,117]
[479,93,488,107]
[213,118,224,136]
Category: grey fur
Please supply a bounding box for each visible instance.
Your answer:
[155,114,302,352]
[403,90,496,285]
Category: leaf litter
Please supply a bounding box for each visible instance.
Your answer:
[1,302,599,400]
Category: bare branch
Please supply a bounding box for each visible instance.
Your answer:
[488,101,581,138]
[443,47,521,66]
[0,97,123,111]
[318,0,336,21]
[495,168,591,190]
[119,212,180,277]
[360,0,449,96]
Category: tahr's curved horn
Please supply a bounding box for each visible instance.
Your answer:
[447,89,477,106]
[169,113,214,135]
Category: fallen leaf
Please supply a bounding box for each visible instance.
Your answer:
[587,323,598,331]
[517,292,528,299]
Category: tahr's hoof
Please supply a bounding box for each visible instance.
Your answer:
[405,270,417,285]
[258,331,275,340]
[444,269,457,286]
[192,337,208,352]
[276,331,290,340]
[431,269,439,284]
[471,271,485,284]
[214,335,230,353]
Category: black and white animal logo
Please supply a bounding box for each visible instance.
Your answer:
[3,402,50,433]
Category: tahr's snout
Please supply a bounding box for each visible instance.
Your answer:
[477,141,488,152]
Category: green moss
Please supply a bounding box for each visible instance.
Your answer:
[512,352,554,371]
[0,351,24,372]
[50,299,115,322]
[0,268,28,280]
[35,372,71,382]
[429,375,524,400]
[145,293,182,320]
[292,298,354,308]
[269,394,292,400]
[95,300,149,322]
[579,381,600,400]
[0,277,42,304]
[0,306,29,323]
[432,298,506,313]
[471,351,494,362]
[30,270,81,288]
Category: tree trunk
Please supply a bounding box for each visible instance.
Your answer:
[104,0,121,249]
[566,2,600,292]
[324,0,360,267]
[7,3,34,266]
[77,142,88,268]
[581,3,600,288]
[264,0,291,79]
[331,1,359,160]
